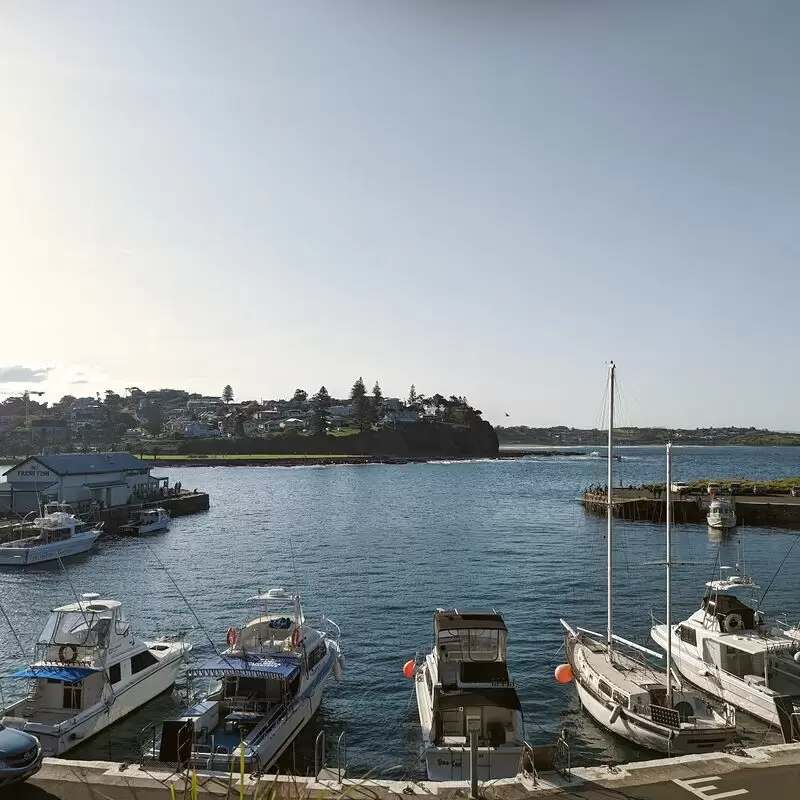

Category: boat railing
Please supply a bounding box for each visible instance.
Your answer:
[519,741,538,786]
[554,732,572,781]
[314,729,325,778]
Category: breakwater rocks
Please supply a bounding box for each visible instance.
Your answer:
[582,486,800,529]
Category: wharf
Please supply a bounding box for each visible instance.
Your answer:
[583,487,800,529]
[19,741,800,799]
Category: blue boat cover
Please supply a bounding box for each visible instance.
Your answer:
[11,666,99,682]
[188,653,299,680]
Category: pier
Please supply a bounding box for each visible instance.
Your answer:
[582,486,800,528]
[19,741,800,798]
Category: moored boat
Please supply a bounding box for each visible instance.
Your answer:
[707,497,736,530]
[119,508,170,536]
[1,592,192,755]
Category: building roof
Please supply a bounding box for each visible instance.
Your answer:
[3,452,149,477]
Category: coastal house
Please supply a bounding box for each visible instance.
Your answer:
[184,422,221,438]
[0,453,167,516]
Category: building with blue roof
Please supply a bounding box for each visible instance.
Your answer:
[0,453,167,515]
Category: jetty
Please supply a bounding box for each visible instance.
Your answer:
[582,485,800,528]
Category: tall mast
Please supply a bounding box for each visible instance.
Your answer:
[666,441,673,707]
[607,361,615,655]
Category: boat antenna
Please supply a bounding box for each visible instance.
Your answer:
[606,360,615,659]
[759,535,800,608]
[142,540,222,657]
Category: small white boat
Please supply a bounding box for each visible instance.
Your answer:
[413,609,526,781]
[142,588,343,774]
[707,497,736,530]
[1,593,192,756]
[0,504,102,566]
[119,508,170,537]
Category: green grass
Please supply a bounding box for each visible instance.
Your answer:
[685,476,800,492]
[145,453,367,460]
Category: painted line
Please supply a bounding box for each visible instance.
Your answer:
[672,776,748,799]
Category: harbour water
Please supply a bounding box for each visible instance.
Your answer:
[1,446,799,777]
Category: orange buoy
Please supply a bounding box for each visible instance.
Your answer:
[554,663,573,684]
[402,659,416,678]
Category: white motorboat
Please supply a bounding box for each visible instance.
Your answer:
[651,568,800,733]
[412,609,526,781]
[142,588,343,774]
[561,366,737,755]
[1,592,192,756]
[0,504,102,566]
[119,508,170,537]
[707,497,736,530]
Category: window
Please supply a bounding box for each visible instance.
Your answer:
[598,680,612,698]
[131,650,158,674]
[307,643,328,671]
[109,664,121,684]
[63,683,82,710]
[679,626,697,646]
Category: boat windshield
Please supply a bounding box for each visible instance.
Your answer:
[39,609,114,647]
[438,627,507,662]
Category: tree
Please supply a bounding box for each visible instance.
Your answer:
[371,381,383,424]
[291,388,308,406]
[350,377,371,432]
[408,384,417,406]
[309,386,332,435]
[430,393,445,417]
[141,402,164,436]
[104,390,123,413]
[222,385,234,405]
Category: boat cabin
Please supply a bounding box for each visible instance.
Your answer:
[232,589,305,654]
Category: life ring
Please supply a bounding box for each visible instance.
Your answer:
[290,628,301,648]
[723,613,744,633]
[59,645,78,664]
[226,627,238,647]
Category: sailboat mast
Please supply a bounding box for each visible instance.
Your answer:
[666,441,673,707]
[607,362,615,655]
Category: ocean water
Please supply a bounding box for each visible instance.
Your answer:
[1,446,799,776]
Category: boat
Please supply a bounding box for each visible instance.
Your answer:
[1,592,192,756]
[0,503,102,566]
[707,497,736,530]
[560,365,737,755]
[651,563,800,732]
[119,508,170,536]
[142,588,343,774]
[412,609,526,781]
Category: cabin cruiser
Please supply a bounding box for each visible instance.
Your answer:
[413,610,526,781]
[651,572,800,732]
[119,508,170,537]
[707,498,736,530]
[1,593,191,755]
[142,588,343,774]
[0,504,102,565]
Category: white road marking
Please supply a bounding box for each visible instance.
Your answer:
[672,775,749,799]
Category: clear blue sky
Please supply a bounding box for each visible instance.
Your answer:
[1,2,797,428]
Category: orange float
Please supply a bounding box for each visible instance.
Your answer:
[402,659,416,678]
[554,663,574,684]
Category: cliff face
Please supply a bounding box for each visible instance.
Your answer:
[177,420,499,458]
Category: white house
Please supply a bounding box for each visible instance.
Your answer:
[0,453,165,515]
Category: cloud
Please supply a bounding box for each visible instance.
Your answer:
[71,379,89,385]
[0,365,53,383]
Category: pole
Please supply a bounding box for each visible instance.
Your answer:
[607,362,615,656]
[666,441,673,707]
[469,727,479,799]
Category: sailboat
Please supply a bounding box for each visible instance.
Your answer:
[560,364,737,754]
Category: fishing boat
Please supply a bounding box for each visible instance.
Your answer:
[119,508,170,537]
[707,497,736,530]
[0,504,102,566]
[411,609,526,781]
[651,563,800,733]
[1,592,192,756]
[560,366,737,755]
[142,588,343,774]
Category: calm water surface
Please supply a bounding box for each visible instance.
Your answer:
[1,446,800,776]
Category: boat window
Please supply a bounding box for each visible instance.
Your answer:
[466,629,503,661]
[679,626,697,646]
[612,689,628,706]
[131,650,158,674]
[63,682,82,710]
[115,609,130,637]
[109,663,121,685]
[307,643,327,671]
[598,680,612,697]
[49,610,113,647]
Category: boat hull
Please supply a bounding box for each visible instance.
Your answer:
[0,530,101,566]
[119,522,169,537]
[5,645,187,756]
[707,514,736,530]
[651,624,785,726]
[423,744,522,782]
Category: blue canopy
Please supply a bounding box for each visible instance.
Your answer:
[189,653,299,680]
[11,666,99,682]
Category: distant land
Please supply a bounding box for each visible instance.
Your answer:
[496,426,800,447]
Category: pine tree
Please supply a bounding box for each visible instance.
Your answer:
[222,385,234,404]
[371,381,383,424]
[291,388,308,406]
[350,377,370,432]
[309,386,332,435]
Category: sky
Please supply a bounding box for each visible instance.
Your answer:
[1,2,798,428]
